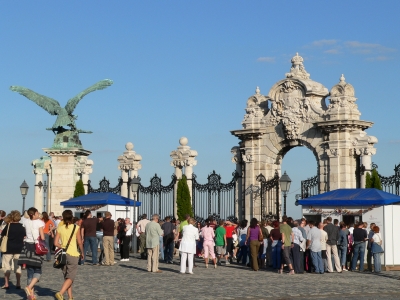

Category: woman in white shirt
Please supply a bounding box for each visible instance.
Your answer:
[179,218,199,274]
[18,207,45,300]
[371,226,383,273]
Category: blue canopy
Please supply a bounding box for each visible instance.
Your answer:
[60,192,141,207]
[298,188,400,206]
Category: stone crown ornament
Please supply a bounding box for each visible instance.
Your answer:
[285,53,310,80]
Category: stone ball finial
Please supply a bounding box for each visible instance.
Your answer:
[125,142,134,151]
[340,74,346,83]
[179,137,188,146]
[255,86,260,95]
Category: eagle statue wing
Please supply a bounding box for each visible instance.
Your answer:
[65,79,113,114]
[10,86,61,115]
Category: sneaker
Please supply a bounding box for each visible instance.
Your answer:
[342,269,348,272]
[225,261,230,265]
[55,292,64,300]
[205,264,208,268]
[214,264,217,269]
[120,259,126,262]
[188,272,194,275]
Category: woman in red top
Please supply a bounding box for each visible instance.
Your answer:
[224,221,236,264]
[42,212,54,262]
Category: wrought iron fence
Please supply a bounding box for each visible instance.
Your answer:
[256,171,280,220]
[87,177,122,194]
[373,163,400,195]
[192,171,238,220]
[138,174,177,218]
[301,175,318,199]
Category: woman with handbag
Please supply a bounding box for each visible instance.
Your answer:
[370,226,383,273]
[245,218,263,271]
[18,207,45,300]
[1,210,25,289]
[54,210,84,300]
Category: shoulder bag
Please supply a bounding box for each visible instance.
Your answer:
[54,225,76,269]
[29,220,48,256]
[0,224,10,253]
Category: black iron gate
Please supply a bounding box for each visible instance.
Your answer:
[301,175,319,199]
[192,171,237,220]
[138,174,177,218]
[87,177,122,194]
[256,171,280,220]
[372,163,400,195]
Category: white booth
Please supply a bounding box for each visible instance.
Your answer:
[298,188,400,271]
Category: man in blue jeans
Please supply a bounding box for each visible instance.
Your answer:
[307,221,324,274]
[351,222,368,272]
[81,210,99,265]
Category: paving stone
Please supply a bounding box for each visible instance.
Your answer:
[0,254,399,299]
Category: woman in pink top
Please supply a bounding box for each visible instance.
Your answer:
[201,219,217,268]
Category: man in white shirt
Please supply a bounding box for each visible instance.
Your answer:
[137,214,150,259]
[319,222,328,272]
[307,220,324,274]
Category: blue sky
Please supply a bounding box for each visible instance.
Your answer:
[1,1,399,218]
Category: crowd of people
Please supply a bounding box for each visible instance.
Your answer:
[0,207,385,299]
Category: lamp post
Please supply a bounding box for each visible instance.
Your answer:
[279,171,291,216]
[20,180,29,213]
[130,177,140,254]
[37,180,48,212]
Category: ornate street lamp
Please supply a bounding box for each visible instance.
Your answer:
[130,177,140,254]
[279,171,291,216]
[20,180,29,213]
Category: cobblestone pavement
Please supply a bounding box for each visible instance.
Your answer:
[0,253,400,299]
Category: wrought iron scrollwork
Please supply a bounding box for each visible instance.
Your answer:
[138,174,177,218]
[301,175,318,199]
[88,177,122,194]
[256,171,280,221]
[192,171,237,219]
[374,162,400,195]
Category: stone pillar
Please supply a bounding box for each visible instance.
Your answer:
[170,137,198,217]
[360,147,376,188]
[75,156,93,195]
[43,148,92,216]
[117,142,142,199]
[32,156,51,212]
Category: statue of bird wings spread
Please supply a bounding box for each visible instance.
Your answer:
[10,79,113,131]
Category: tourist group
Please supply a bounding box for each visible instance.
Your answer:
[0,207,384,300]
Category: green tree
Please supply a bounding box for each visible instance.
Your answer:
[73,179,85,197]
[370,168,382,190]
[365,172,372,188]
[176,175,193,221]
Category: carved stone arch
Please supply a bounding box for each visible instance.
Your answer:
[231,53,377,221]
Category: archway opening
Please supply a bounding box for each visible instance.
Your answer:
[281,145,318,219]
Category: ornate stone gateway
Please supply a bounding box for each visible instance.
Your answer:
[231,53,377,220]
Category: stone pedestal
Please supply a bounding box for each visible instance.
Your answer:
[117,142,142,199]
[32,156,51,212]
[43,148,91,216]
[170,137,198,217]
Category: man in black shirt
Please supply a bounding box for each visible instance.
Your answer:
[161,216,175,264]
[350,223,367,272]
[324,217,341,273]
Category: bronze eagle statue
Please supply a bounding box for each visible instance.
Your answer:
[10,79,113,134]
